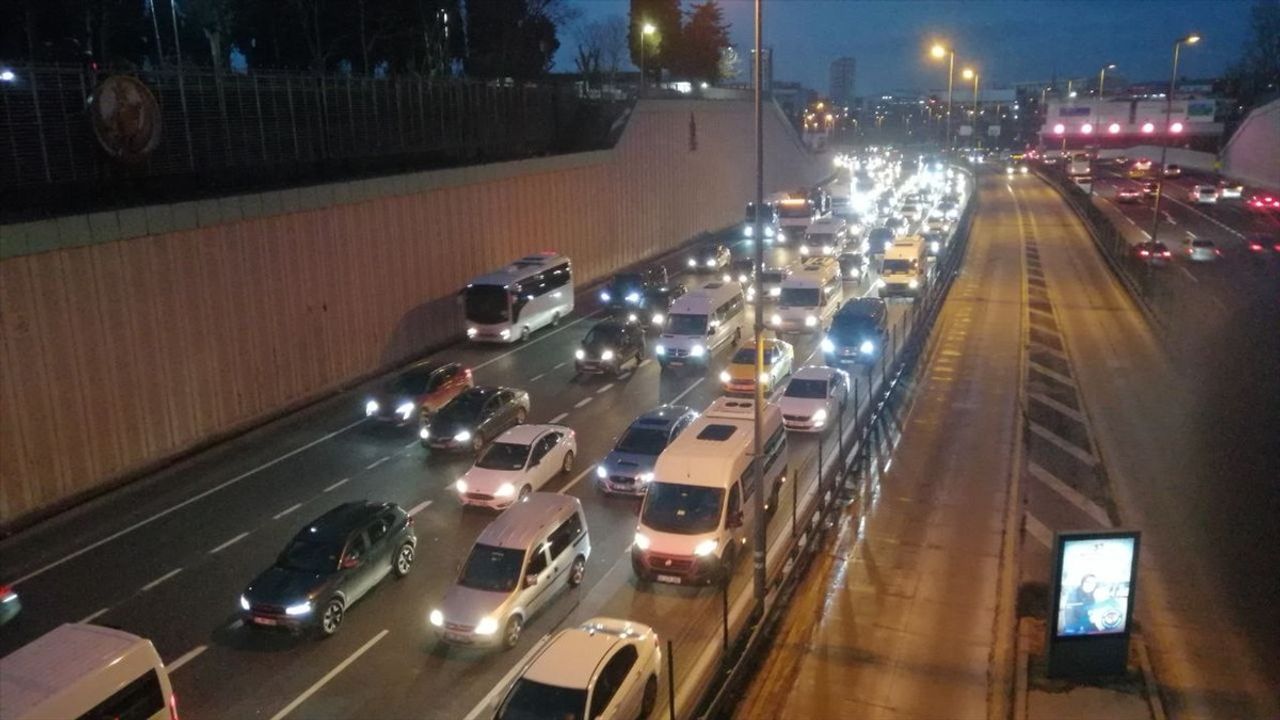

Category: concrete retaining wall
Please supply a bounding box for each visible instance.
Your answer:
[1222,98,1280,190]
[0,99,826,527]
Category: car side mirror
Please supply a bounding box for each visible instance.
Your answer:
[524,573,540,588]
[341,556,360,569]
[728,511,744,529]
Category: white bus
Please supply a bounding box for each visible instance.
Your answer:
[0,623,177,720]
[774,192,820,244]
[770,257,842,333]
[631,397,787,585]
[463,253,573,343]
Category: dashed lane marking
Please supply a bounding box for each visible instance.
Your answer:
[549,412,569,424]
[553,362,567,370]
[365,456,389,470]
[1028,461,1112,527]
[471,313,601,372]
[1025,512,1054,548]
[574,397,593,409]
[596,383,615,395]
[408,500,433,517]
[268,629,389,720]
[1178,265,1199,283]
[273,503,303,520]
[557,466,596,495]
[530,373,546,383]
[638,359,652,368]
[1029,421,1098,466]
[324,478,350,493]
[140,568,183,592]
[209,532,250,554]
[670,377,706,405]
[167,645,207,673]
[80,607,110,623]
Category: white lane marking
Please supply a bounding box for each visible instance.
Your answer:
[574,397,593,409]
[1178,265,1198,283]
[471,312,601,372]
[462,635,552,720]
[408,500,433,517]
[1027,392,1086,424]
[1028,422,1098,465]
[1125,216,1138,226]
[595,383,615,395]
[268,629,389,720]
[80,607,110,623]
[10,417,369,587]
[324,477,351,493]
[549,412,569,424]
[530,373,546,383]
[1140,230,1152,239]
[553,362,567,370]
[273,503,303,520]
[365,456,389,470]
[1027,361,1075,387]
[1164,213,1176,225]
[166,645,207,673]
[557,465,596,495]
[403,441,417,450]
[209,532,250,554]
[1167,195,1247,239]
[1186,231,1197,240]
[670,377,706,405]
[638,359,652,368]
[1028,461,1112,527]
[140,568,183,592]
[1025,512,1053,548]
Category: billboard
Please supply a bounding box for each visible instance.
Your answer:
[1053,532,1138,637]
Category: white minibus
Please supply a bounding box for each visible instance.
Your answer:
[770,257,842,333]
[655,281,745,368]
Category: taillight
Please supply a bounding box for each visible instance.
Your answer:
[1139,250,1150,257]
[1250,243,1263,251]
[1162,251,1171,258]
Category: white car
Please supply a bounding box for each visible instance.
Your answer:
[496,617,662,720]
[1189,185,1219,204]
[778,366,850,432]
[455,425,576,509]
[1186,238,1221,262]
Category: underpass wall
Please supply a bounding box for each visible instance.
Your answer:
[1221,98,1280,190]
[0,99,826,529]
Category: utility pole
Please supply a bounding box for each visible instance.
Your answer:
[751,0,767,614]
[1150,35,1201,253]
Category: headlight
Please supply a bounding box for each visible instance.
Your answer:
[719,370,731,383]
[860,340,875,355]
[640,472,655,483]
[575,349,586,360]
[706,259,717,267]
[765,227,775,237]
[770,313,782,326]
[656,344,666,355]
[429,609,444,627]
[823,245,834,254]
[596,465,608,479]
[601,349,615,361]
[769,287,781,297]
[499,329,511,339]
[626,292,641,304]
[494,483,516,498]
[633,532,652,550]
[722,273,732,283]
[419,427,430,440]
[691,344,706,358]
[693,539,719,557]
[466,327,477,338]
[651,313,665,326]
[687,258,697,268]
[930,241,941,253]
[1021,166,1029,174]
[454,430,472,443]
[811,408,828,426]
[745,225,754,237]
[396,402,415,419]
[821,336,835,353]
[805,314,818,327]
[738,274,748,283]
[600,291,611,302]
[908,278,920,289]
[365,400,379,416]
[799,245,810,255]
[475,617,500,635]
[285,601,313,617]
[1006,167,1014,175]
[759,371,770,383]
[240,595,250,611]
[455,479,468,493]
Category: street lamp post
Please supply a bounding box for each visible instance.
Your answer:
[751,0,767,615]
[1098,64,1115,140]
[640,22,656,97]
[963,67,979,148]
[931,43,956,149]
[1150,35,1200,254]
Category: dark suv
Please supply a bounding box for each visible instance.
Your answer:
[576,320,646,377]
[241,502,416,638]
[823,297,888,365]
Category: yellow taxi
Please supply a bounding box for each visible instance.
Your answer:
[719,338,794,395]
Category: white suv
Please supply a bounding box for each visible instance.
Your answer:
[496,617,662,720]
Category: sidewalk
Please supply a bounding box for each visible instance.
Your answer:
[1014,617,1159,720]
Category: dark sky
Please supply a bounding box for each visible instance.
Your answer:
[557,0,1253,94]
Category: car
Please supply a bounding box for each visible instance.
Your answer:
[867,226,895,256]
[727,257,757,298]
[241,501,416,638]
[1246,233,1280,254]
[420,386,529,451]
[884,216,908,234]
[575,319,645,377]
[936,199,960,220]
[1186,238,1221,262]
[1134,241,1172,266]
[1127,166,1147,179]
[0,585,20,626]
[1113,155,1129,166]
[1132,158,1153,172]
[454,425,576,509]
[1162,164,1182,178]
[595,405,698,496]
[1005,163,1029,176]
[598,266,668,315]
[364,361,473,426]
[778,366,850,432]
[837,251,868,281]
[759,265,791,300]
[921,232,944,257]
[924,215,949,235]
[719,338,794,395]
[1115,186,1143,203]
[687,243,730,273]
[1216,180,1244,199]
[899,203,923,222]
[1188,184,1218,204]
[1247,193,1279,212]
[1141,180,1160,197]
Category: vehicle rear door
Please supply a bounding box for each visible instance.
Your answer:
[341,531,377,602]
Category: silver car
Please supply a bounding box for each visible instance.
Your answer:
[1187,238,1220,262]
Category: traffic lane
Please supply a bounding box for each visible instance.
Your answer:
[1026,181,1280,716]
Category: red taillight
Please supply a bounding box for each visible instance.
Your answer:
[1250,243,1263,251]
[1162,251,1171,258]
[1139,250,1150,257]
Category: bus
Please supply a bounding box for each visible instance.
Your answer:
[1067,152,1091,177]
[463,253,573,343]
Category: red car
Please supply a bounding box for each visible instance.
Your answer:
[364,360,474,426]
[1116,186,1142,203]
[1247,193,1279,212]
[1134,241,1172,266]
[1246,233,1280,254]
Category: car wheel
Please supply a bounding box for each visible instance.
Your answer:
[393,542,414,578]
[519,326,530,343]
[551,312,561,327]
[640,675,658,719]
[503,615,523,649]
[568,555,586,587]
[518,484,532,501]
[319,598,344,638]
[562,450,575,474]
[515,407,527,424]
[471,433,485,453]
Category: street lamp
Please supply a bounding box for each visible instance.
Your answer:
[962,67,980,147]
[931,42,956,149]
[640,22,656,97]
[1150,34,1201,255]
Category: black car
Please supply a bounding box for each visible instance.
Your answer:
[728,258,756,296]
[837,251,868,281]
[823,298,888,365]
[867,227,894,256]
[575,320,646,377]
[686,243,730,273]
[421,386,530,451]
[599,266,668,311]
[241,502,416,638]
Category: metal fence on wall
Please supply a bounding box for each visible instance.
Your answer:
[1,63,620,219]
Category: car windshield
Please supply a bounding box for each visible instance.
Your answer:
[777,202,812,218]
[666,313,707,336]
[641,482,725,535]
[732,347,776,364]
[437,392,487,425]
[611,273,643,289]
[831,316,876,340]
[883,259,913,273]
[458,544,525,593]
[475,442,530,471]
[1192,240,1214,248]
[780,287,820,306]
[463,284,510,324]
[497,679,586,720]
[785,378,829,399]
[761,271,786,285]
[584,325,624,346]
[388,372,430,396]
[277,537,342,573]
[616,425,671,455]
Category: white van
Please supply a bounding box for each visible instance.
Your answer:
[800,216,848,257]
[770,257,842,333]
[880,236,928,298]
[655,281,745,368]
[631,397,787,585]
[0,624,177,720]
[1067,152,1091,177]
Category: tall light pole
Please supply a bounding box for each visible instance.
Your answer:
[640,22,656,97]
[751,0,767,615]
[1150,34,1200,251]
[931,43,955,149]
[1098,63,1116,99]
[962,67,979,147]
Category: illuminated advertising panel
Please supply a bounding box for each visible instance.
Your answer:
[1053,532,1138,637]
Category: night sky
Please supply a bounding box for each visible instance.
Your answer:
[558,1,1252,94]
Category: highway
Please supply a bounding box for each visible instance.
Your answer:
[0,172,946,719]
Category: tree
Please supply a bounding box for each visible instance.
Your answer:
[629,0,680,83]
[673,0,731,83]
[718,44,739,82]
[185,0,236,72]
[466,0,576,80]
[1222,0,1280,110]
[573,15,627,90]
[598,15,628,86]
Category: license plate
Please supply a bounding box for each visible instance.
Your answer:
[252,616,278,626]
[445,631,473,643]
[669,361,684,367]
[656,574,682,584]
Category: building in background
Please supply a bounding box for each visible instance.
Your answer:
[829,57,856,108]
[750,47,774,93]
